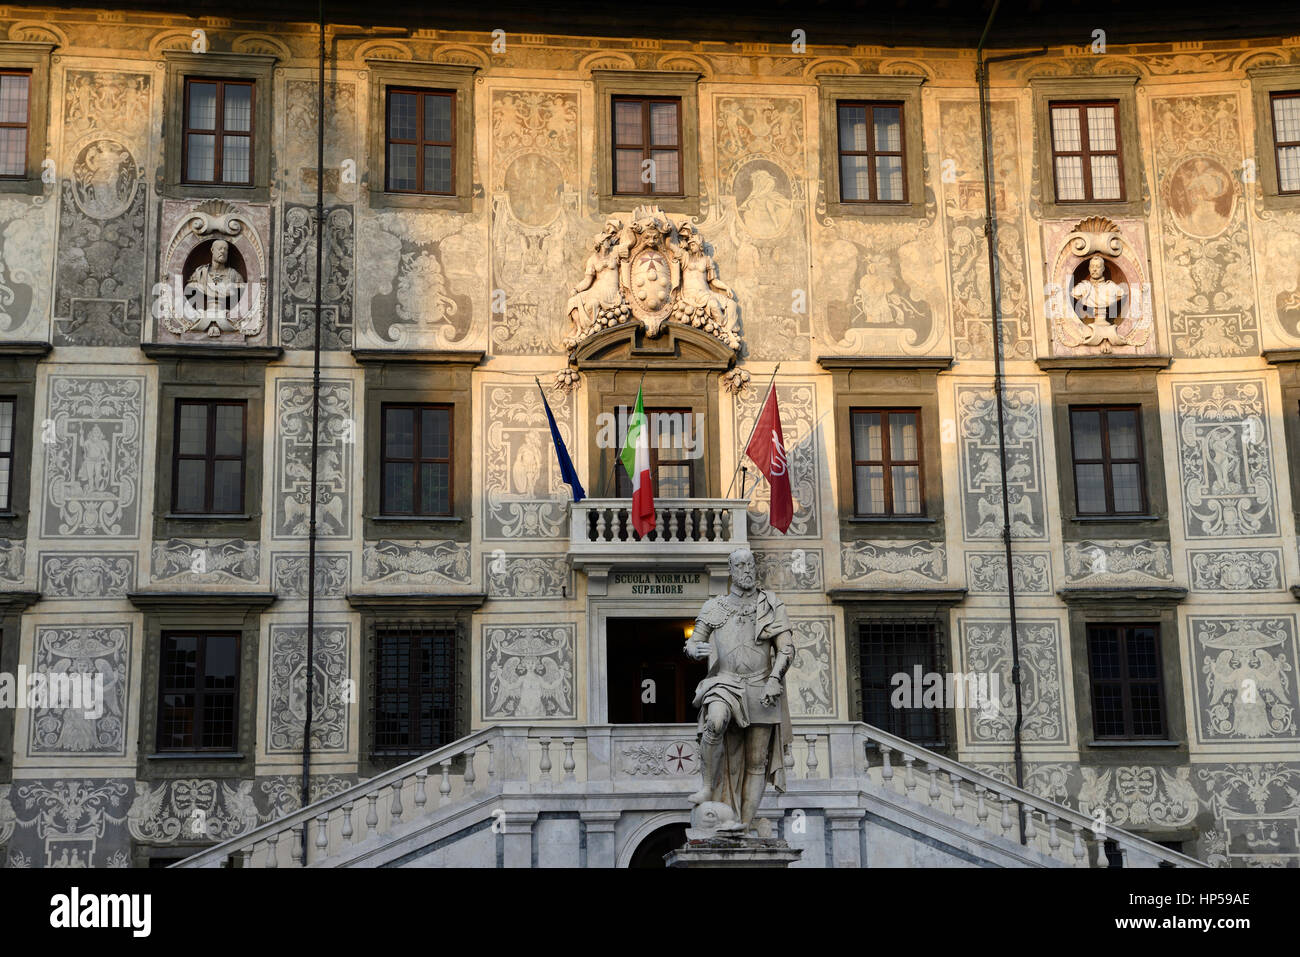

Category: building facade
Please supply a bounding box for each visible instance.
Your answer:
[0,5,1298,868]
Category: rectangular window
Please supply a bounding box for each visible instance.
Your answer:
[837,101,906,203]
[611,96,682,196]
[157,632,240,751]
[1069,405,1146,515]
[615,406,697,498]
[1087,623,1166,739]
[0,70,30,179]
[0,397,13,511]
[1049,101,1124,202]
[380,403,452,516]
[173,400,246,514]
[850,409,922,516]
[1271,91,1300,193]
[182,78,254,186]
[373,623,458,755]
[385,88,454,194]
[857,620,944,746]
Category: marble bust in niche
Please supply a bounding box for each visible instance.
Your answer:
[183,239,247,324]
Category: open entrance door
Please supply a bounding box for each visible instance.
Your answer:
[607,617,708,724]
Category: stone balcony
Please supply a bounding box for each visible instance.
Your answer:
[567,497,749,592]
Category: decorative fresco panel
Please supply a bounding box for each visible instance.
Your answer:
[53,71,151,346]
[482,383,575,541]
[1173,379,1277,539]
[1150,94,1258,357]
[940,100,1032,361]
[840,540,946,586]
[266,623,350,753]
[282,79,358,203]
[272,378,354,540]
[0,196,55,341]
[959,618,1068,744]
[280,203,354,350]
[1194,763,1300,867]
[787,615,835,719]
[1188,548,1286,592]
[1063,540,1173,586]
[1189,615,1298,743]
[270,552,352,599]
[956,383,1046,541]
[734,382,820,537]
[150,538,259,585]
[752,547,824,593]
[27,625,129,756]
[4,779,133,868]
[482,624,575,720]
[484,552,570,599]
[41,375,145,539]
[0,539,25,585]
[1078,766,1199,829]
[126,779,259,844]
[489,89,583,355]
[964,550,1052,595]
[362,540,471,586]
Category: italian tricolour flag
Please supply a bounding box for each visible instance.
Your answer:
[619,386,656,537]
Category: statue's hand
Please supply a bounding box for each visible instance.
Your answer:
[761,677,783,706]
[684,639,709,660]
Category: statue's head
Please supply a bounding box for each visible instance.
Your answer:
[1087,253,1106,280]
[211,239,229,267]
[729,547,756,591]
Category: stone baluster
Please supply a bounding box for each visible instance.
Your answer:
[1047,813,1061,852]
[975,785,988,829]
[1024,807,1037,843]
[948,772,965,812]
[439,759,453,803]
[290,826,303,866]
[803,734,819,778]
[712,508,723,540]
[1071,823,1088,866]
[414,770,428,811]
[390,780,404,823]
[902,754,916,796]
[562,737,576,780]
[341,803,354,842]
[927,764,941,801]
[879,745,894,782]
[668,508,678,540]
[464,747,477,789]
[539,737,553,783]
[999,797,1012,835]
[365,792,379,838]
[595,508,607,541]
[264,833,278,869]
[315,813,330,855]
[653,511,664,540]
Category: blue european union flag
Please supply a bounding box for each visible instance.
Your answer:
[538,382,586,503]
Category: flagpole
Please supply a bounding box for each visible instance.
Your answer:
[724,362,780,499]
[603,364,648,497]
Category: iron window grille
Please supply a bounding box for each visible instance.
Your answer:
[157,631,240,752]
[1086,622,1166,739]
[856,618,947,748]
[370,621,459,757]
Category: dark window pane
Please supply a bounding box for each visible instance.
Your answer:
[214,405,244,457]
[175,459,207,512]
[0,73,29,124]
[615,149,643,193]
[1089,628,1121,680]
[1106,409,1139,459]
[1092,685,1126,737]
[1126,629,1160,680]
[425,94,451,141]
[223,83,252,132]
[423,408,450,458]
[186,133,215,181]
[388,143,417,190]
[650,101,678,145]
[650,150,679,193]
[178,404,208,455]
[1075,463,1107,513]
[421,463,450,515]
[0,127,25,176]
[389,92,417,139]
[1111,463,1142,512]
[188,82,218,129]
[1071,410,1103,459]
[212,460,242,513]
[614,100,642,145]
[424,144,452,193]
[204,636,238,686]
[384,408,414,458]
[384,462,414,513]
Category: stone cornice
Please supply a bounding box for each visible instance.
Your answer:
[1057,586,1187,606]
[0,341,51,358]
[351,349,486,366]
[828,587,966,607]
[0,591,40,613]
[141,343,284,362]
[347,592,487,611]
[128,591,277,610]
[817,356,952,371]
[1036,356,1172,371]
[1263,349,1300,365]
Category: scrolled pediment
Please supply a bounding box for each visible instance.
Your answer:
[572,321,736,371]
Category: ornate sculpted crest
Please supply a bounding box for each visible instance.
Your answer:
[564,205,740,352]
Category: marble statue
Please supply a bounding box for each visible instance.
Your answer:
[1071,253,1126,322]
[184,239,245,321]
[566,218,631,334]
[683,547,794,834]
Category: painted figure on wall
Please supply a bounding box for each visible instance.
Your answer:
[683,547,794,834]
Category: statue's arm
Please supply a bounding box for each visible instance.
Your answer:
[685,617,714,660]
[571,257,597,295]
[769,629,795,683]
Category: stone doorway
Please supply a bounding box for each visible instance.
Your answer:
[606,616,707,723]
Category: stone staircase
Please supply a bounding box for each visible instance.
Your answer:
[174,722,1206,868]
